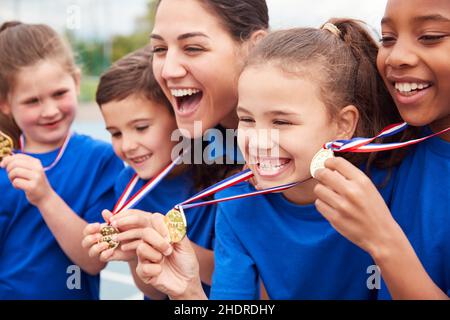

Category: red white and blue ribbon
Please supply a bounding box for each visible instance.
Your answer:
[176,169,302,211]
[324,122,450,153]
[19,132,72,171]
[112,154,184,215]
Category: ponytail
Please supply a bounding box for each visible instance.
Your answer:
[331,19,418,170]
[244,19,405,173]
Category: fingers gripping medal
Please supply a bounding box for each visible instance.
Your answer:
[99,225,120,249]
[310,148,334,178]
[98,154,185,251]
[164,207,187,244]
[0,131,14,161]
[310,122,450,178]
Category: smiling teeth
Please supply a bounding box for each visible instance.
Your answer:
[258,159,289,171]
[170,89,201,97]
[395,82,430,93]
[131,155,151,163]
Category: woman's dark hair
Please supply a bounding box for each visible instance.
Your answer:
[157,0,269,42]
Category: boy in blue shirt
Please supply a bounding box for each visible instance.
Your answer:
[82,47,216,298]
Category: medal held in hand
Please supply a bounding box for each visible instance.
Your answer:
[311,122,450,178]
[168,169,300,243]
[100,225,120,249]
[0,131,14,161]
[164,208,187,243]
[310,148,335,178]
[98,154,185,250]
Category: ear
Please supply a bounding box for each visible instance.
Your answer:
[0,100,12,116]
[248,29,267,47]
[335,105,359,140]
[242,29,268,55]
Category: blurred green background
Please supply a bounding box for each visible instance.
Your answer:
[0,0,158,103]
[70,0,158,102]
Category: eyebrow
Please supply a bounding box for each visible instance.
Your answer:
[105,118,153,131]
[381,14,450,25]
[413,14,450,23]
[266,110,299,117]
[237,106,299,117]
[150,32,210,41]
[237,106,250,114]
[20,95,40,104]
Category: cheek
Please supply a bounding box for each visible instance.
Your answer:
[12,107,38,128]
[279,131,320,163]
[376,50,387,76]
[111,140,125,160]
[150,124,176,151]
[216,64,239,95]
[152,60,169,93]
[159,119,177,139]
[59,95,77,115]
[436,60,450,89]
[202,52,240,95]
[237,131,248,158]
[279,134,299,155]
[152,59,164,79]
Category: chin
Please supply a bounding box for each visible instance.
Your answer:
[131,167,154,180]
[399,113,431,127]
[254,177,286,189]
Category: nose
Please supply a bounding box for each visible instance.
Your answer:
[161,50,187,80]
[40,99,60,119]
[384,38,419,69]
[247,129,279,157]
[121,133,138,154]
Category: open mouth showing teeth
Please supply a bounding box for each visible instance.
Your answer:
[171,88,203,113]
[257,158,291,174]
[394,82,432,96]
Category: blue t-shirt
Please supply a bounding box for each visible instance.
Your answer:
[211,168,396,300]
[115,166,216,296]
[378,131,450,299]
[0,133,124,299]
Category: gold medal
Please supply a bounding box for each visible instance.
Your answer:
[0,131,14,161]
[99,225,120,250]
[164,208,187,243]
[310,148,334,178]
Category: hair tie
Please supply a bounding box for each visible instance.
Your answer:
[321,23,341,37]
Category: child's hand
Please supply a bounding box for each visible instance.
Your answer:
[81,210,141,262]
[0,154,54,206]
[313,157,401,257]
[136,213,205,299]
[82,222,113,260]
[109,208,152,232]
